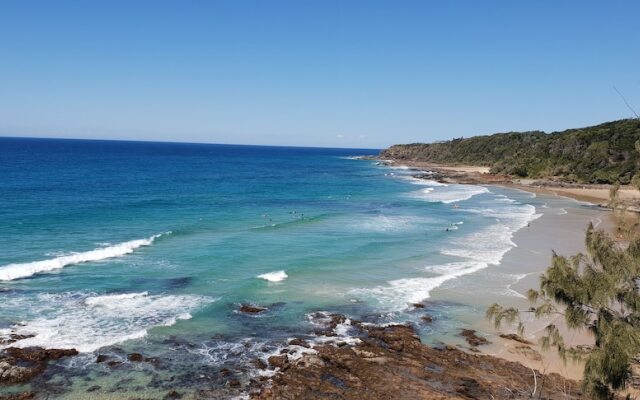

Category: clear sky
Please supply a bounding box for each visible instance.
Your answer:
[1,1,639,148]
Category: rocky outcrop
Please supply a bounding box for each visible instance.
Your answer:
[459,329,490,347]
[0,347,77,386]
[239,304,267,313]
[252,315,581,399]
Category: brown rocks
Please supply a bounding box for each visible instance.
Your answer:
[4,347,78,362]
[421,315,433,323]
[288,338,310,348]
[162,390,183,400]
[252,358,267,369]
[0,347,77,386]
[95,354,108,363]
[411,303,425,309]
[267,355,288,368]
[251,315,582,399]
[459,329,490,347]
[127,353,144,362]
[239,304,267,313]
[0,334,35,346]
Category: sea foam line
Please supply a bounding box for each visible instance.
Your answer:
[0,291,213,352]
[0,232,170,281]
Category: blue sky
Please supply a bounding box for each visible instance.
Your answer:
[1,1,639,148]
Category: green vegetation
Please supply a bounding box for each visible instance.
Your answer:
[381,119,640,184]
[487,224,640,399]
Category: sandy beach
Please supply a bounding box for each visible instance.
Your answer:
[383,159,640,206]
[380,159,629,380]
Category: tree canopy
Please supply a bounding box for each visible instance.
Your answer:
[381,119,640,184]
[488,224,640,399]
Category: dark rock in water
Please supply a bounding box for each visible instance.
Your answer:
[0,347,77,386]
[252,358,267,369]
[127,353,144,362]
[86,385,101,392]
[267,355,288,368]
[421,315,433,323]
[411,303,425,309]
[459,329,490,347]
[165,276,193,290]
[239,304,267,314]
[107,360,122,368]
[288,338,310,348]
[163,390,183,400]
[0,334,35,346]
[228,379,241,387]
[4,347,78,362]
[309,312,347,336]
[95,354,108,363]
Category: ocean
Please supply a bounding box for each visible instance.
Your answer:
[0,137,570,397]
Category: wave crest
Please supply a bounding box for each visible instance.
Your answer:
[257,270,288,282]
[0,232,170,281]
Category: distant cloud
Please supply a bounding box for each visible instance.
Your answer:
[358,134,366,139]
[336,134,344,139]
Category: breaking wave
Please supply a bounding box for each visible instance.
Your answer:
[0,232,170,281]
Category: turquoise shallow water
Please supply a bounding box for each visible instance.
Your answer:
[0,138,548,397]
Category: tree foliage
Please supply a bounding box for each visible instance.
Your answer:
[381,119,640,184]
[487,224,640,399]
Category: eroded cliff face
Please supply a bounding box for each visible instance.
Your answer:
[252,315,582,400]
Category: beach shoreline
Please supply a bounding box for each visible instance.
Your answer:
[376,158,625,381]
[378,159,640,207]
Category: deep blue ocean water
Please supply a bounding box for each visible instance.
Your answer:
[0,137,549,397]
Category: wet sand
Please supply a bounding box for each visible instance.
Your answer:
[430,189,607,379]
[380,159,613,379]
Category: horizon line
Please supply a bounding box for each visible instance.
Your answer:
[0,135,382,152]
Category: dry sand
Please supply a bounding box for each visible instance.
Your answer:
[513,179,640,205]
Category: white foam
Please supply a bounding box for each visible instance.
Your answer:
[357,215,413,232]
[353,261,487,310]
[0,292,213,352]
[400,176,447,187]
[0,233,170,281]
[352,197,541,310]
[257,270,288,282]
[306,312,361,346]
[410,184,489,204]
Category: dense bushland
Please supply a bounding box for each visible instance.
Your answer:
[380,119,640,184]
